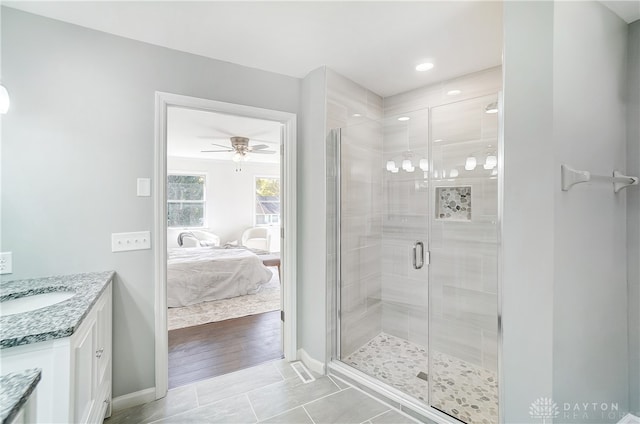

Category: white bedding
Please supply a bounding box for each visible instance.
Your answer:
[167,247,273,308]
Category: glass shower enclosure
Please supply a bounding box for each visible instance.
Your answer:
[331,94,500,424]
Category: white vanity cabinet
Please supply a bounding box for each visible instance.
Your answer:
[0,280,112,423]
[72,282,112,423]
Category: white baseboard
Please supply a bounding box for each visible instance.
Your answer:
[112,387,156,412]
[619,414,640,424]
[297,348,325,375]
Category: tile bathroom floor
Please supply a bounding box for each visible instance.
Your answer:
[105,359,420,424]
[344,333,498,424]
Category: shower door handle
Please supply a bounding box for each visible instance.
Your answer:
[413,241,425,269]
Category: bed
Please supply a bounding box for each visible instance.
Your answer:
[167,247,273,308]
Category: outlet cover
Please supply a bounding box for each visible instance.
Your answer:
[0,252,13,275]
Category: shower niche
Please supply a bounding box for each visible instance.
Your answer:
[331,83,500,424]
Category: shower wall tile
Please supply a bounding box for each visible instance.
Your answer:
[341,244,383,285]
[381,238,429,278]
[327,68,383,129]
[384,177,430,218]
[383,66,502,117]
[342,215,382,249]
[382,302,409,340]
[381,302,429,348]
[481,330,498,372]
[326,69,385,360]
[441,285,498,332]
[407,307,429,348]
[381,274,428,308]
[430,316,484,367]
[341,302,383,357]
[429,244,498,294]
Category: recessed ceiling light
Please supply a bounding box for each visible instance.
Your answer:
[447,89,462,96]
[352,113,362,117]
[415,62,434,72]
[398,116,410,121]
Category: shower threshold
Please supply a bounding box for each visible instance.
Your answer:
[344,333,498,424]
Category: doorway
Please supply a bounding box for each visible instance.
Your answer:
[154,93,297,398]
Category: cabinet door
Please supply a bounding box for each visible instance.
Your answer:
[73,318,97,423]
[95,285,112,385]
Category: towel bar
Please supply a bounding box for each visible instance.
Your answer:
[561,164,639,193]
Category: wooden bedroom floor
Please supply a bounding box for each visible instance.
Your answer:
[168,310,283,389]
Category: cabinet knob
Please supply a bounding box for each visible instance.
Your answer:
[95,348,104,358]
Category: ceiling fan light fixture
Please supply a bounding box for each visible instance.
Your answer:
[232,152,249,162]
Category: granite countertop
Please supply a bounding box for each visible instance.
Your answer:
[0,368,41,424]
[0,271,115,349]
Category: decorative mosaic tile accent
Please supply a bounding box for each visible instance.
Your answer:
[0,271,114,349]
[0,368,41,424]
[344,333,498,424]
[168,267,280,330]
[436,186,472,221]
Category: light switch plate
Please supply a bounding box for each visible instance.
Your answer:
[137,178,151,197]
[112,231,151,252]
[0,252,13,274]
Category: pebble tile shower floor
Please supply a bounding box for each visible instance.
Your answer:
[344,333,498,424]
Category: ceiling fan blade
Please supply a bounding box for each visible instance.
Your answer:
[250,150,276,154]
[197,136,228,141]
[249,144,270,150]
[206,126,235,137]
[201,149,233,153]
[208,143,233,149]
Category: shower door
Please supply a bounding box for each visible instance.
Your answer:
[334,95,500,424]
[428,95,500,424]
[337,109,431,403]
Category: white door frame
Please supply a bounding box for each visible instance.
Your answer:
[153,92,297,399]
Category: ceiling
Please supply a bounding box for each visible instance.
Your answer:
[4,1,638,98]
[167,107,281,163]
[5,0,636,139]
[4,1,505,97]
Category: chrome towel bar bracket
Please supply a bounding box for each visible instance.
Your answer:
[561,164,639,193]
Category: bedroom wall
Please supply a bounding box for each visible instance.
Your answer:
[0,7,299,398]
[166,156,280,252]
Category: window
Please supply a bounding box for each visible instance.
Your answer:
[167,174,206,228]
[255,177,280,226]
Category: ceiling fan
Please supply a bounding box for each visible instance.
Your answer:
[200,136,276,161]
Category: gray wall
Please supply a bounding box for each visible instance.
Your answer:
[502,2,634,422]
[552,2,629,421]
[502,2,555,422]
[297,66,327,362]
[1,7,299,397]
[628,19,640,416]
